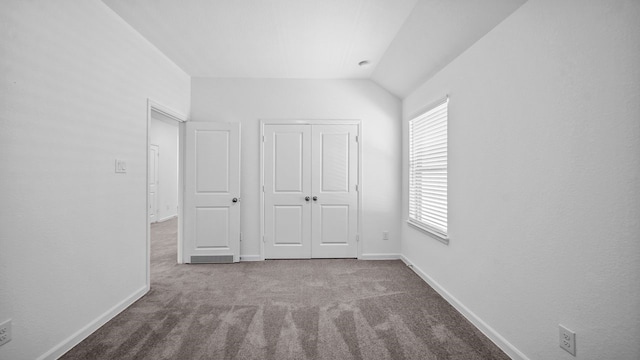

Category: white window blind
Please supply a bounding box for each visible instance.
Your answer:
[408,97,448,239]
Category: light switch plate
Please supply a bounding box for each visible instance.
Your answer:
[115,159,127,173]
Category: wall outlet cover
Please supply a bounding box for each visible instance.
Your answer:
[0,319,12,347]
[559,324,576,356]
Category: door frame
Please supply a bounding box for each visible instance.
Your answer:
[259,119,362,260]
[146,99,188,289]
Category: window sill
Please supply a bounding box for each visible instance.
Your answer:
[407,220,449,245]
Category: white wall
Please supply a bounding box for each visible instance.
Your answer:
[401,0,640,359]
[150,113,179,222]
[0,1,190,359]
[191,78,402,259]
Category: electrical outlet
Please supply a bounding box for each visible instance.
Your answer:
[559,324,576,356]
[0,319,12,347]
[382,231,389,240]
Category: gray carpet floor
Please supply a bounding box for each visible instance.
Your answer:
[61,218,510,360]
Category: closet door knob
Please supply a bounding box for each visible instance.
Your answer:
[305,196,310,202]
[312,196,318,201]
[232,198,238,203]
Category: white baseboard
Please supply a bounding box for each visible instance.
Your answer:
[240,254,401,261]
[37,285,149,360]
[400,255,529,360]
[359,253,401,260]
[158,214,178,223]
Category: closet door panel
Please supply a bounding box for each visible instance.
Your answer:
[311,124,358,258]
[264,125,312,259]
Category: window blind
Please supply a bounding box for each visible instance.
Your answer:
[408,97,448,238]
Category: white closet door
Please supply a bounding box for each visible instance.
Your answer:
[184,122,241,263]
[264,124,312,259]
[311,124,359,258]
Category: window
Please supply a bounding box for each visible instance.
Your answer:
[408,97,448,241]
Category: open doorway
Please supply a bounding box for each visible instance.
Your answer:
[146,100,187,288]
[149,114,179,225]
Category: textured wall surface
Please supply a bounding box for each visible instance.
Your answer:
[401,0,640,359]
[0,1,190,359]
[191,78,402,259]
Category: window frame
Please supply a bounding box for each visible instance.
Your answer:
[407,96,449,244]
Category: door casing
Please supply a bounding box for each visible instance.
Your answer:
[260,119,362,260]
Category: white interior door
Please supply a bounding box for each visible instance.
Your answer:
[149,144,159,223]
[184,122,241,263]
[263,123,358,259]
[311,124,359,258]
[264,125,312,259]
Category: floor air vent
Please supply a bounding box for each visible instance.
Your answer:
[190,255,233,264]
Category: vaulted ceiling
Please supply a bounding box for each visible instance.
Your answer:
[102,0,526,98]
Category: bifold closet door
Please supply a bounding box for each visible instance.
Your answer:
[263,125,312,259]
[264,123,358,259]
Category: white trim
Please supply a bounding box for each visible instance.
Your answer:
[239,254,262,262]
[407,220,449,245]
[259,122,265,261]
[259,119,362,260]
[37,285,148,360]
[407,95,449,121]
[359,253,401,260]
[259,118,361,126]
[158,214,178,223]
[177,121,186,264]
[356,124,362,259]
[148,99,188,123]
[400,255,530,360]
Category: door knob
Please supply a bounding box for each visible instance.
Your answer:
[232,198,238,203]
[312,196,318,201]
[305,196,310,202]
